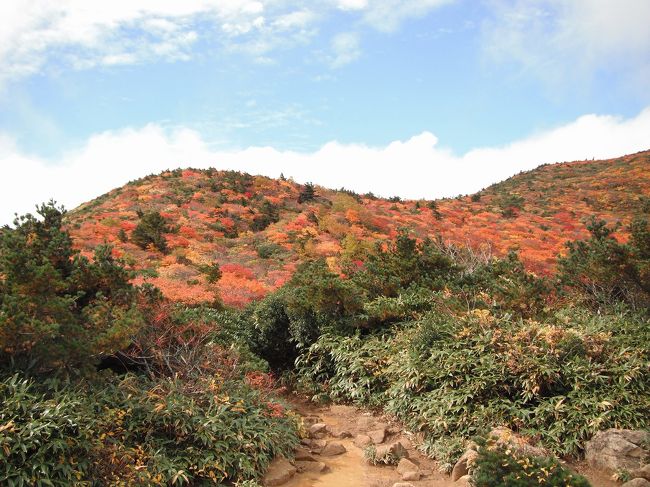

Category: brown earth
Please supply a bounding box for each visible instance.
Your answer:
[277,396,619,487]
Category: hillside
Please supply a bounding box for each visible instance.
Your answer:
[68,150,650,307]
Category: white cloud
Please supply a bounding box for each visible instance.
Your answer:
[0,0,313,84]
[0,0,458,85]
[329,32,362,68]
[483,0,650,87]
[2,108,649,225]
[358,0,455,32]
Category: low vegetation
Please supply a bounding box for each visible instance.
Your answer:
[1,155,649,484]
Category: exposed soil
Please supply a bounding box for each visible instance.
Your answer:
[278,395,618,487]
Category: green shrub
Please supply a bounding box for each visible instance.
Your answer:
[0,374,92,486]
[296,310,649,458]
[0,373,299,486]
[472,445,591,487]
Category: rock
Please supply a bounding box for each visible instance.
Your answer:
[392,483,415,487]
[631,464,650,480]
[262,457,297,486]
[294,447,316,462]
[327,425,353,438]
[295,460,327,473]
[585,429,649,472]
[375,441,409,461]
[354,434,373,448]
[456,474,472,486]
[622,479,650,487]
[309,423,327,436]
[388,425,402,435]
[369,428,387,444]
[401,471,420,481]
[398,437,413,450]
[451,449,479,481]
[396,458,419,476]
[309,439,327,454]
[321,442,347,456]
[357,416,375,430]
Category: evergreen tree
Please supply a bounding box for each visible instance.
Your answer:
[0,202,145,373]
[298,182,316,203]
[131,211,170,253]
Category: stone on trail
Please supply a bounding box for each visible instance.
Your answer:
[401,471,420,481]
[294,447,316,462]
[396,458,419,475]
[369,427,387,444]
[327,424,353,438]
[585,429,649,472]
[262,457,297,487]
[309,422,327,436]
[321,441,347,456]
[375,441,409,461]
[451,448,479,481]
[354,434,373,448]
[456,474,472,486]
[631,465,650,481]
[622,479,650,487]
[295,460,328,473]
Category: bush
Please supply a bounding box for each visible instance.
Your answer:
[472,444,591,487]
[296,310,649,458]
[0,373,299,486]
[0,374,93,486]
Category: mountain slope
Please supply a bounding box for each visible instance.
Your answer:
[68,150,650,307]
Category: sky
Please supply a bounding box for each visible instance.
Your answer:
[1,0,649,224]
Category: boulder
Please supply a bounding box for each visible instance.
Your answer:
[456,474,472,486]
[295,460,328,473]
[401,471,420,481]
[622,480,650,487]
[369,428,387,444]
[585,429,649,472]
[309,423,327,436]
[451,449,479,481]
[321,442,347,456]
[375,441,409,461]
[262,457,297,486]
[396,458,419,476]
[354,434,373,448]
[294,447,316,462]
[327,425,353,438]
[631,464,650,481]
[309,439,327,454]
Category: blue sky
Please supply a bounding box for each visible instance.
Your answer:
[1,0,649,223]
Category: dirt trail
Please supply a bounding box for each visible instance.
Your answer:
[283,399,460,487]
[277,397,617,487]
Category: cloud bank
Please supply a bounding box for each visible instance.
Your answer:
[1,107,649,225]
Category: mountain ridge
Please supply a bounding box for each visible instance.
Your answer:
[68,149,650,307]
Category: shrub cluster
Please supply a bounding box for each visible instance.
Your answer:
[472,444,590,487]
